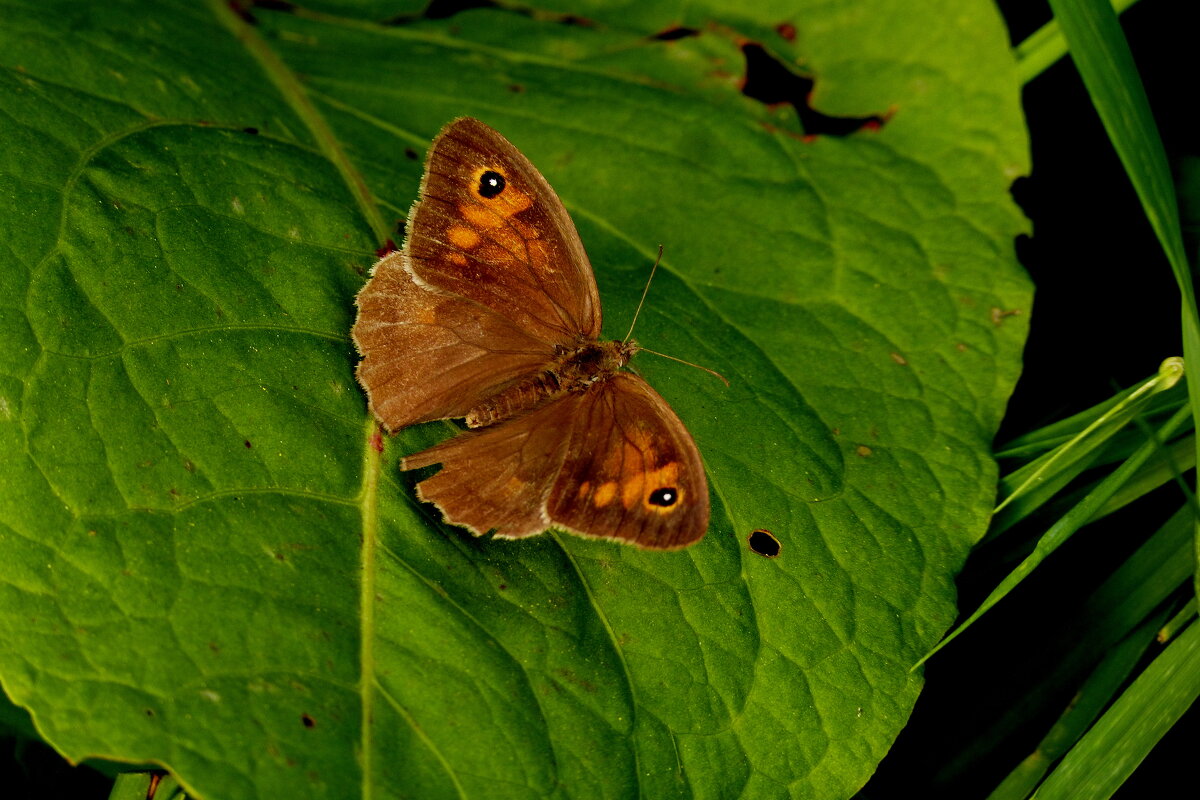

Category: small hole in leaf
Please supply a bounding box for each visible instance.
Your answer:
[244,440,252,448]
[653,26,699,41]
[256,0,297,13]
[301,713,316,729]
[424,0,496,20]
[747,529,781,558]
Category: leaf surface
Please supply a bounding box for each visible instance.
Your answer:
[0,0,1030,797]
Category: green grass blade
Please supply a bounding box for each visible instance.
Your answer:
[917,405,1194,667]
[989,359,1184,537]
[1159,600,1197,643]
[1030,619,1200,800]
[933,503,1194,787]
[1047,0,1200,570]
[1089,433,1196,521]
[985,609,1166,800]
[1047,0,1190,285]
[995,384,1186,461]
[1013,0,1138,85]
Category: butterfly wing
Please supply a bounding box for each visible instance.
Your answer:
[548,373,709,550]
[407,117,603,342]
[404,373,709,549]
[352,252,553,430]
[402,393,587,539]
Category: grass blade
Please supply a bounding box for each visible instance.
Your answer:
[989,359,1184,537]
[1014,0,1139,85]
[985,609,1166,800]
[917,405,1193,667]
[1047,0,1200,566]
[1030,619,1200,799]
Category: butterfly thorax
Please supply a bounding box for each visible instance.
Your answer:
[464,338,637,429]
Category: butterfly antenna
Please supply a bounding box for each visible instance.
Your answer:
[638,347,730,387]
[623,245,664,344]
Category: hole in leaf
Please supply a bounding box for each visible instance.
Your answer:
[653,26,699,41]
[747,529,781,558]
[741,43,885,136]
[425,0,496,19]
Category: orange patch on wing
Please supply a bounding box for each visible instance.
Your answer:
[603,428,663,510]
[462,203,502,230]
[495,188,532,216]
[460,185,543,266]
[593,481,618,507]
[447,225,481,250]
[576,481,591,499]
[448,252,468,266]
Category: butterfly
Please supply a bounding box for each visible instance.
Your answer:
[352,117,709,549]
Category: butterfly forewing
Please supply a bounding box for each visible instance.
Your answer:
[408,118,602,344]
[353,252,552,430]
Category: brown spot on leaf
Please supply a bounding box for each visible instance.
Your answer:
[991,307,1022,325]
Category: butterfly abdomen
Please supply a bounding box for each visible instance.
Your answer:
[464,339,635,429]
[465,371,563,429]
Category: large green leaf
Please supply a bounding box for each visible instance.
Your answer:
[0,0,1030,797]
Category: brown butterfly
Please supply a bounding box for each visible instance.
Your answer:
[352,117,709,549]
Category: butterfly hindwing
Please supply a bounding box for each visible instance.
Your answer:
[548,374,709,550]
[404,374,707,550]
[402,394,584,539]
